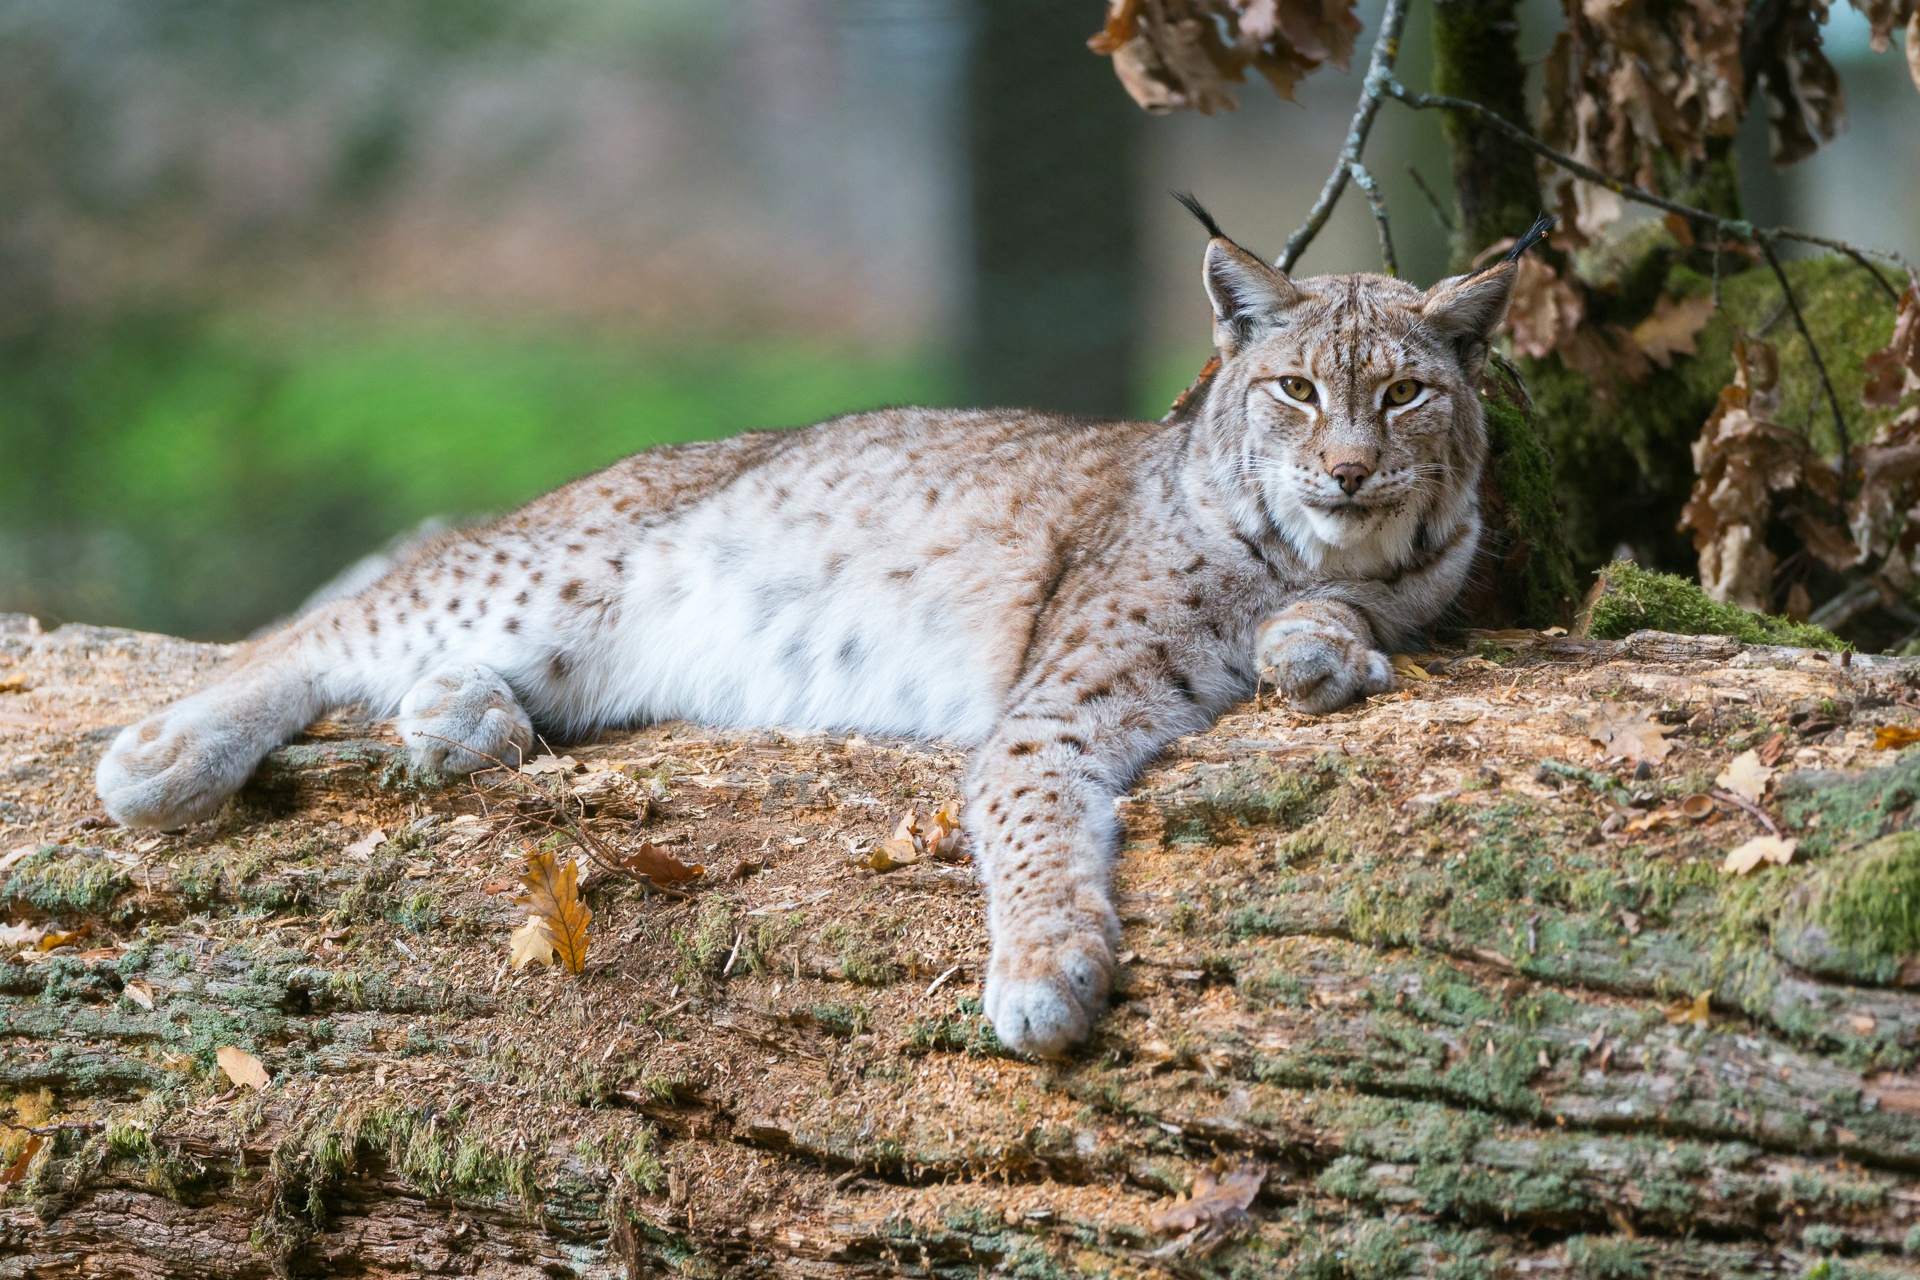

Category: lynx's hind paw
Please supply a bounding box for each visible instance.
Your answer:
[97,696,261,830]
[1256,614,1394,715]
[398,664,533,775]
[983,907,1120,1057]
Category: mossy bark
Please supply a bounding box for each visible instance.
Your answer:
[1429,0,1544,265]
[10,620,1920,1275]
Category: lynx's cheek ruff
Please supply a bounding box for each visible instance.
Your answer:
[99,198,1519,1057]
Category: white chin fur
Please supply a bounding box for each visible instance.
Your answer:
[1270,488,1422,574]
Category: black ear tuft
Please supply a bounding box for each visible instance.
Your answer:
[1171,191,1229,243]
[1501,213,1555,264]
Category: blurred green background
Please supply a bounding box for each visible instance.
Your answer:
[1,0,1913,638]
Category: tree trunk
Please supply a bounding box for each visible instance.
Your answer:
[1429,0,1543,266]
[7,614,1920,1275]
[964,0,1139,417]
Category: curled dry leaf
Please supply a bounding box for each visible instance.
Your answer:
[0,921,45,951]
[1723,835,1798,876]
[1664,990,1713,1028]
[0,1135,42,1189]
[513,852,592,974]
[344,829,388,859]
[123,979,155,1010]
[509,916,557,970]
[1151,1163,1266,1234]
[1389,654,1433,682]
[1862,284,1919,409]
[1715,749,1774,804]
[1681,338,1851,608]
[521,754,581,776]
[617,842,705,885]
[1089,0,1359,115]
[1875,725,1920,750]
[1586,705,1676,764]
[216,1046,270,1090]
[1631,293,1717,369]
[865,807,968,872]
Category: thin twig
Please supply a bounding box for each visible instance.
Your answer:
[1710,788,1780,837]
[1278,0,1410,272]
[1406,165,1454,231]
[1349,160,1398,276]
[1760,238,1851,471]
[1379,78,1915,276]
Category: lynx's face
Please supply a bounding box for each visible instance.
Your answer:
[1194,237,1515,571]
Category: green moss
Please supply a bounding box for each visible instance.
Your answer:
[1583,560,1845,650]
[808,1003,871,1039]
[1566,1235,1650,1280]
[2,847,126,917]
[1466,370,1578,628]
[903,996,1011,1058]
[1158,757,1341,846]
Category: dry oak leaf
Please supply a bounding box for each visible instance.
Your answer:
[0,1136,42,1189]
[513,852,593,974]
[1586,705,1676,764]
[617,841,704,885]
[1715,749,1774,804]
[1664,989,1712,1028]
[1865,284,1920,408]
[1876,725,1920,750]
[521,754,581,776]
[1151,1163,1266,1234]
[1631,292,1717,369]
[1723,835,1798,876]
[216,1046,271,1090]
[509,916,557,970]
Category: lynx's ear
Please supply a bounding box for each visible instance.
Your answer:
[1174,192,1298,356]
[1203,241,1300,355]
[1419,262,1517,378]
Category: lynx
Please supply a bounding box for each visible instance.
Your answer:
[96,205,1522,1055]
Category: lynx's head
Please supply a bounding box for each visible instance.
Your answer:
[1181,200,1529,577]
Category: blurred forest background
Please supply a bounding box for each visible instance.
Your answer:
[1,0,1915,640]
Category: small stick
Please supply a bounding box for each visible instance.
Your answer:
[1760,238,1852,476]
[1407,165,1454,231]
[1710,788,1781,837]
[1349,160,1398,277]
[925,963,962,996]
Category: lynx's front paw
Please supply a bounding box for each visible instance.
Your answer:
[983,900,1121,1057]
[1256,612,1394,715]
[97,695,260,830]
[398,664,533,775]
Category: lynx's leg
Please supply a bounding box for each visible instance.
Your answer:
[968,652,1216,1057]
[397,664,533,775]
[97,645,332,830]
[1255,599,1394,716]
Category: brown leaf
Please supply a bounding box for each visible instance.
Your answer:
[1090,0,1358,115]
[1876,725,1920,750]
[1631,292,1716,369]
[1756,731,1790,765]
[1723,835,1797,875]
[1864,284,1920,409]
[124,980,155,1010]
[617,842,705,885]
[513,852,593,974]
[37,928,88,952]
[1714,749,1773,804]
[520,754,581,776]
[509,916,557,970]
[0,1135,42,1189]
[216,1046,271,1090]
[0,675,27,694]
[1663,989,1712,1027]
[863,839,922,872]
[1151,1163,1266,1233]
[1586,705,1676,764]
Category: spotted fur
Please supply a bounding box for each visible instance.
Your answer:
[97,229,1517,1055]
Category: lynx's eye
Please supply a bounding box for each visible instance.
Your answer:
[1385,378,1424,407]
[1276,375,1317,404]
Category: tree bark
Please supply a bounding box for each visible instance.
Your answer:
[1429,0,1543,266]
[6,614,1920,1276]
[965,0,1139,417]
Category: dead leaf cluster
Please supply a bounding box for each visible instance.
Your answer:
[862,808,966,872]
[1087,0,1360,115]
[1150,1162,1266,1255]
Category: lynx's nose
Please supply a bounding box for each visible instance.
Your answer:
[1329,462,1371,495]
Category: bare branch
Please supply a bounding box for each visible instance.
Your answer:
[1348,161,1398,276]
[1760,238,1852,470]
[1406,165,1454,231]
[1278,0,1411,272]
